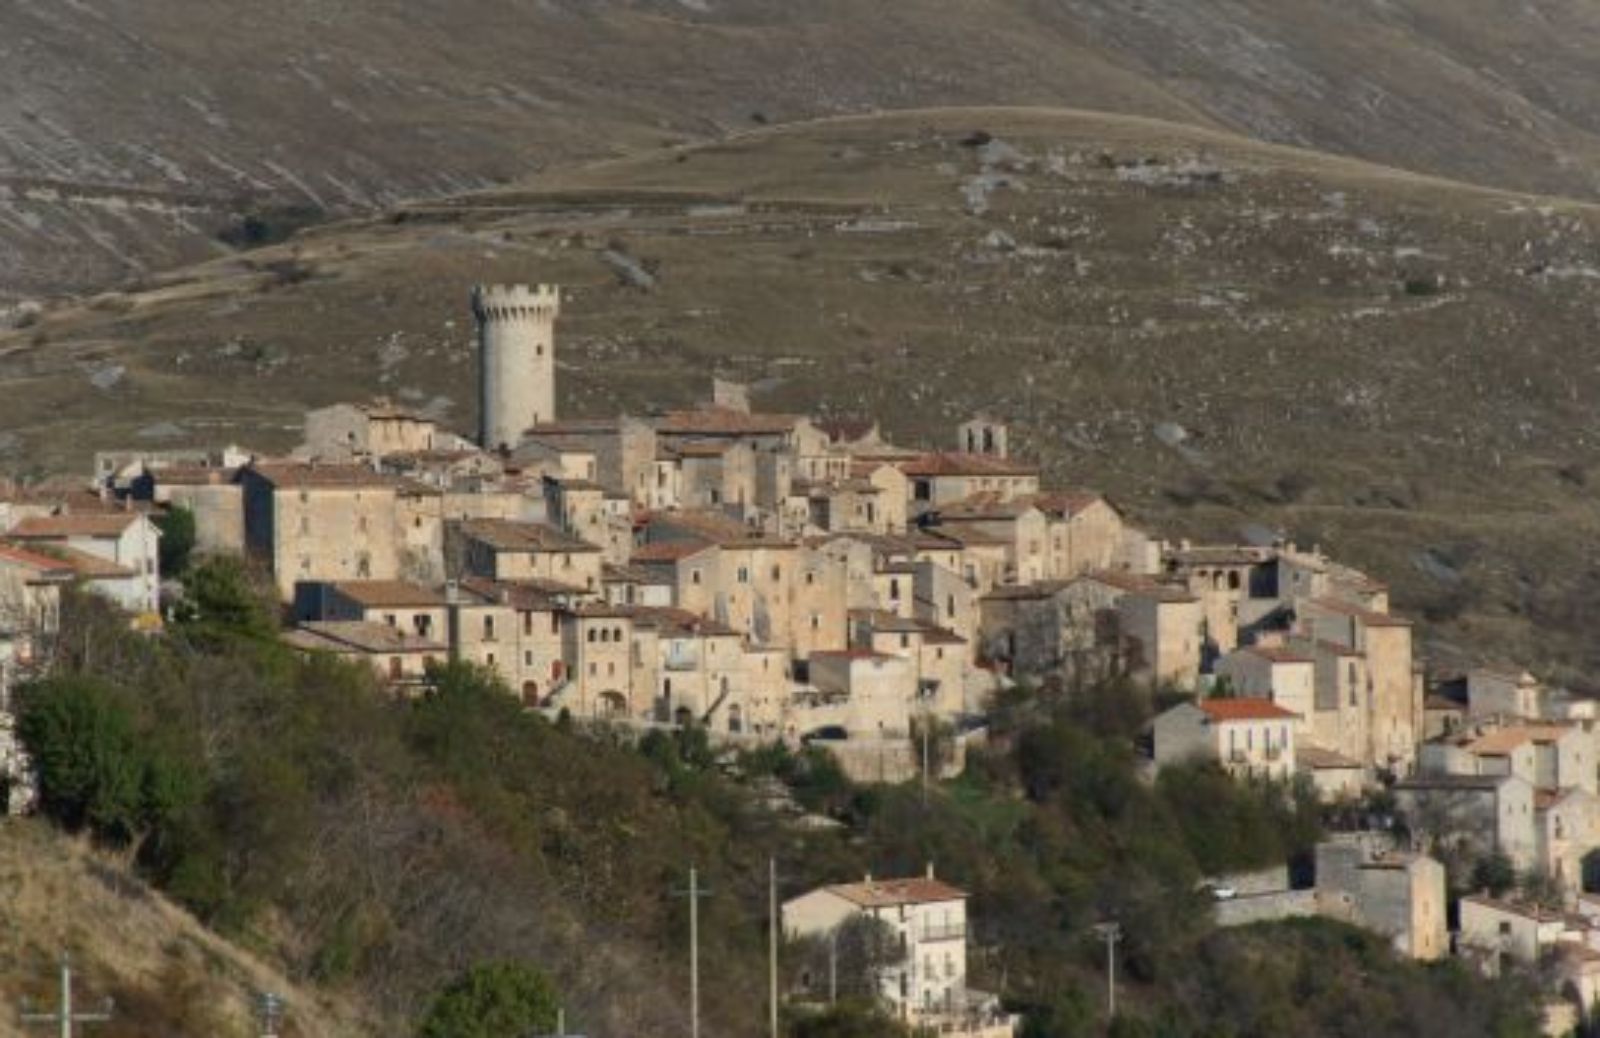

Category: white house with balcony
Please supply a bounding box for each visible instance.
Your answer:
[782,867,1016,1036]
[1153,697,1298,781]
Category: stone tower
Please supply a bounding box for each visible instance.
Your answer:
[472,283,560,451]
[958,415,1009,458]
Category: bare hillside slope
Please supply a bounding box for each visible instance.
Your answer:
[5,107,1600,677]
[7,1,1600,298]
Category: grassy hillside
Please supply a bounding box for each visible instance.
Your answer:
[7,2,1600,297]
[6,573,1541,1036]
[0,821,374,1038]
[6,107,1600,677]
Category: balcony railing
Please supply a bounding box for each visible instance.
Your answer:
[918,922,967,942]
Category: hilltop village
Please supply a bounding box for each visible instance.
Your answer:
[1,284,1598,1030]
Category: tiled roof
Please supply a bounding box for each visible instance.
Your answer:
[283,621,445,655]
[330,581,449,608]
[811,649,899,662]
[459,519,600,554]
[825,876,968,908]
[0,542,76,577]
[456,575,582,609]
[1304,597,1412,628]
[656,406,801,436]
[1083,570,1197,603]
[49,547,138,580]
[1197,697,1298,722]
[630,541,716,564]
[897,452,1038,478]
[8,514,142,538]
[248,462,399,489]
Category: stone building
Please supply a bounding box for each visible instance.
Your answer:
[241,461,403,601]
[6,512,162,616]
[1153,697,1298,781]
[1315,840,1447,961]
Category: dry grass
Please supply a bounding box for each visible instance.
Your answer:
[0,820,377,1037]
[4,105,1600,678]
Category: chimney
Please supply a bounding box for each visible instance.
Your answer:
[926,862,935,880]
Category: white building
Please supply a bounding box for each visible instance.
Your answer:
[5,512,162,616]
[782,868,1015,1035]
[1152,697,1298,781]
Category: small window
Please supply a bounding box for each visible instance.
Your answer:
[484,616,495,639]
[738,567,750,584]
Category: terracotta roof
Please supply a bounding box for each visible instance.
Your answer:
[8,514,142,538]
[0,542,76,577]
[811,649,899,662]
[1197,697,1298,722]
[656,406,801,436]
[248,462,399,489]
[1304,597,1412,628]
[455,575,582,609]
[628,606,740,638]
[630,541,716,564]
[330,581,449,608]
[459,519,600,554]
[49,547,138,580]
[283,620,445,655]
[824,876,968,908]
[1083,570,1198,604]
[897,452,1038,478]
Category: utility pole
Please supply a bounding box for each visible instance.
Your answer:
[674,865,711,1038]
[255,992,284,1038]
[19,952,112,1038]
[1092,922,1122,1020]
[828,931,838,1004]
[920,717,931,805]
[768,857,780,1038]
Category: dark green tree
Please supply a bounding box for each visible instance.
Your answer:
[417,961,560,1038]
[154,505,197,576]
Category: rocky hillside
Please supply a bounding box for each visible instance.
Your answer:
[0,820,376,1037]
[6,1,1600,298]
[5,107,1600,679]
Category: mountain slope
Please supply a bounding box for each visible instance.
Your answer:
[0,820,376,1037]
[5,106,1600,677]
[7,1,1600,298]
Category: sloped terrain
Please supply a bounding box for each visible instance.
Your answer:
[8,1,1600,298]
[0,820,376,1037]
[4,107,1600,678]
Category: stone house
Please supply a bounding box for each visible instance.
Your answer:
[1393,773,1537,873]
[803,650,915,739]
[303,399,443,460]
[448,577,570,706]
[1295,745,1366,800]
[1214,645,1316,725]
[1534,787,1600,894]
[897,452,1040,511]
[148,465,246,556]
[1315,840,1448,960]
[281,620,445,690]
[1296,596,1420,775]
[850,610,969,718]
[1153,697,1298,781]
[455,518,603,593]
[301,580,449,643]
[1467,667,1545,720]
[241,461,403,601]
